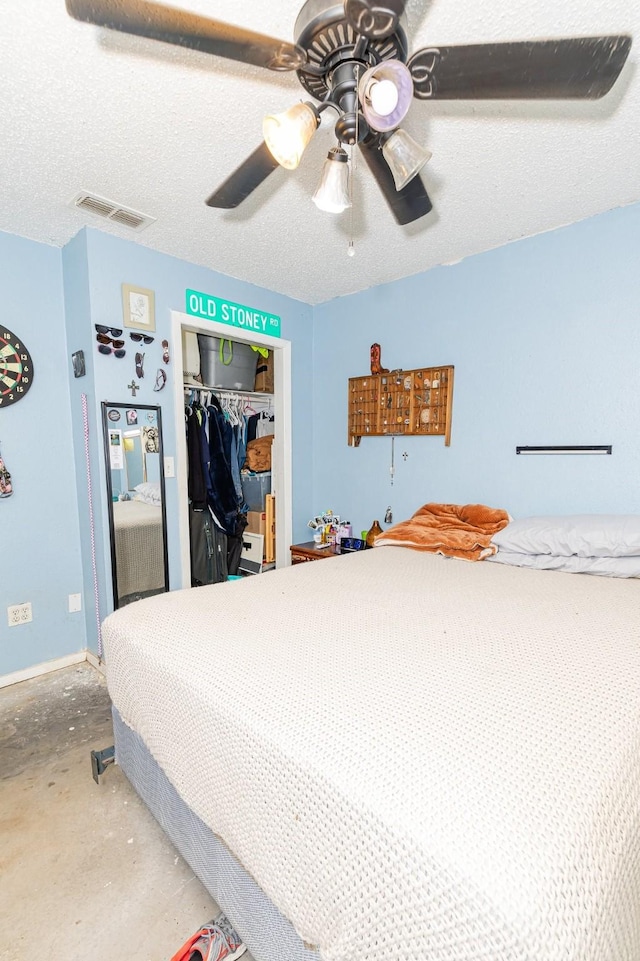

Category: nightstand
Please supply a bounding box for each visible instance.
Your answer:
[290,541,343,564]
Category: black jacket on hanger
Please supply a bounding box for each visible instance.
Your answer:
[186,407,207,511]
[206,400,243,537]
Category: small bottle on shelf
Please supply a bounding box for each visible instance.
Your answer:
[366,520,383,547]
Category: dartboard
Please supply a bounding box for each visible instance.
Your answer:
[0,328,34,407]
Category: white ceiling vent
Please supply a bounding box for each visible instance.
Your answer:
[71,192,156,232]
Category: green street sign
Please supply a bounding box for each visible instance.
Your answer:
[186,289,281,338]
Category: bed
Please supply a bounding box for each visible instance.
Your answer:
[112,498,165,603]
[102,541,640,961]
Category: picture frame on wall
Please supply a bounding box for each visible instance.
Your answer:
[122,283,155,332]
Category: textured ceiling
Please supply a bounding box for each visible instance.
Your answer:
[0,1,638,304]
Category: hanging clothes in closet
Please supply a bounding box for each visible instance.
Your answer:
[246,409,275,443]
[186,400,224,585]
[185,390,271,583]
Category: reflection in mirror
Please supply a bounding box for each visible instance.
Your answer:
[102,402,169,609]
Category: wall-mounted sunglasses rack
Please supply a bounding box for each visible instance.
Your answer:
[94,325,156,358]
[348,365,454,448]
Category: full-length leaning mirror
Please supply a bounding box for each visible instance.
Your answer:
[101,402,169,609]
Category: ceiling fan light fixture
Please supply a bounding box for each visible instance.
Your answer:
[382,129,432,191]
[358,60,414,132]
[263,101,319,170]
[313,147,351,214]
[369,79,399,116]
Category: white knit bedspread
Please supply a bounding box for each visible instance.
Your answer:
[112,499,164,597]
[102,548,640,961]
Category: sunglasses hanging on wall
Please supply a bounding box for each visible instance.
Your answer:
[95,325,123,337]
[96,333,125,348]
[97,344,126,358]
[129,333,155,344]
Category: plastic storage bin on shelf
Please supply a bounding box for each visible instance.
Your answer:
[242,471,271,512]
[197,334,258,391]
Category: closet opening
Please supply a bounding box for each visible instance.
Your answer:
[170,310,292,589]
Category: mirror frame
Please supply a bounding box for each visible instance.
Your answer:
[101,401,170,609]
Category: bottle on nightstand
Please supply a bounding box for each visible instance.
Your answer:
[366,520,383,547]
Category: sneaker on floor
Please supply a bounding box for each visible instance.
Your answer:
[187,923,230,961]
[214,913,247,960]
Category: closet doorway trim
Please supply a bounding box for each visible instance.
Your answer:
[170,310,293,587]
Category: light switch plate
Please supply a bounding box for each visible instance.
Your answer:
[164,456,175,478]
[68,593,82,613]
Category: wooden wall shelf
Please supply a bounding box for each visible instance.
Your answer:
[348,365,454,447]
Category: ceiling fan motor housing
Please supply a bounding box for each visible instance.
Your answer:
[294,0,409,101]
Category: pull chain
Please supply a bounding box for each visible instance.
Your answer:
[348,165,355,257]
[390,436,395,486]
[348,65,360,259]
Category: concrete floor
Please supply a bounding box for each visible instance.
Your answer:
[0,663,220,961]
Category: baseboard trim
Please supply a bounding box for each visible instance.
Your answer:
[86,650,106,675]
[0,651,92,690]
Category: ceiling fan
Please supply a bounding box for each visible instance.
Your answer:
[66,0,632,226]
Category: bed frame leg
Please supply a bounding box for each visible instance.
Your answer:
[91,745,115,784]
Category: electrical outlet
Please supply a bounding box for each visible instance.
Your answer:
[7,603,32,627]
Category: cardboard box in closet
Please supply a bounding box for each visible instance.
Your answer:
[246,510,267,538]
[245,494,275,563]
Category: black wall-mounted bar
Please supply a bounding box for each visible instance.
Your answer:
[516,445,612,455]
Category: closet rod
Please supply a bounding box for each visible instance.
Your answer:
[183,384,273,402]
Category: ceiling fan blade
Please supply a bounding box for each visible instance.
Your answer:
[361,139,432,225]
[206,143,280,209]
[408,35,632,100]
[65,0,307,72]
[344,0,407,41]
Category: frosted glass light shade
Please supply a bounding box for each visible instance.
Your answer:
[263,102,318,170]
[313,147,351,214]
[358,60,413,132]
[382,128,432,190]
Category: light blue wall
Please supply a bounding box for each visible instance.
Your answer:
[62,230,107,656]
[82,229,314,633]
[2,227,314,672]
[312,203,640,535]
[3,201,640,678]
[0,231,86,673]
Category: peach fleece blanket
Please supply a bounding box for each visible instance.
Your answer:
[375,502,510,561]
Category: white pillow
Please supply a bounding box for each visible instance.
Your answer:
[133,492,161,507]
[133,482,161,503]
[486,550,640,578]
[492,515,640,558]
